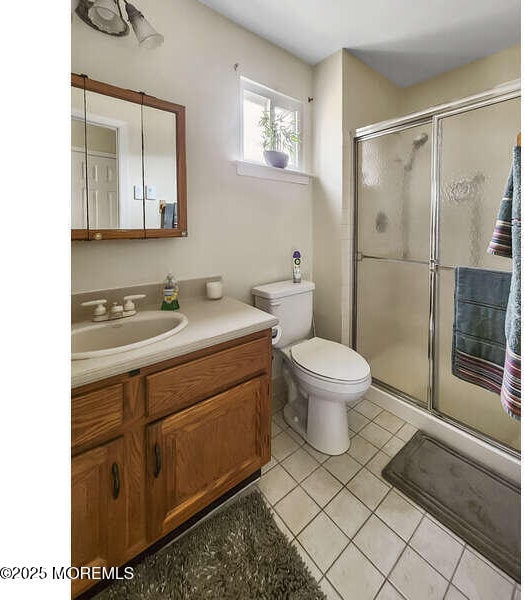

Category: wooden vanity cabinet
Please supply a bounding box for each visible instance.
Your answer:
[71,438,126,598]
[71,329,272,597]
[147,376,270,539]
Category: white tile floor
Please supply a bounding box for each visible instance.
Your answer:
[257,395,520,600]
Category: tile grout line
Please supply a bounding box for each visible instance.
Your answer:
[267,407,413,588]
[280,479,355,549]
[442,544,468,599]
[269,481,355,581]
[274,470,381,579]
[271,396,504,599]
[328,467,458,598]
[280,469,401,592]
[461,544,519,588]
[352,481,426,597]
[379,503,431,600]
[373,577,409,600]
[409,530,465,585]
[318,575,344,600]
[272,395,516,598]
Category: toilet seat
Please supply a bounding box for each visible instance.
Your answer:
[290,337,370,384]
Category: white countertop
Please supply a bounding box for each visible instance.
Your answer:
[71,296,278,389]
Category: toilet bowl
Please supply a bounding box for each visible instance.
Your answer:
[280,337,371,455]
[252,280,371,456]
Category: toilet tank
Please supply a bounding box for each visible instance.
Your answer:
[252,280,315,348]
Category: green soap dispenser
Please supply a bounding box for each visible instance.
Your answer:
[161,273,180,310]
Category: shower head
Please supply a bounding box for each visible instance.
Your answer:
[413,133,429,149]
[403,132,429,172]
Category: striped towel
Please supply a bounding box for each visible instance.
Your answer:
[487,146,521,420]
[452,267,510,395]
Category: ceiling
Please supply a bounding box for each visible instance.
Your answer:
[197,0,521,86]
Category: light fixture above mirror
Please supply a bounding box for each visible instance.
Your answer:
[75,0,164,49]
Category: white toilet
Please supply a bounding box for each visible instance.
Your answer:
[252,280,371,455]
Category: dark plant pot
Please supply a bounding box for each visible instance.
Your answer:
[264,150,289,169]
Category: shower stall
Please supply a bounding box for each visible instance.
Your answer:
[353,81,520,456]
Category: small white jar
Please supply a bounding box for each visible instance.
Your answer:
[206,280,223,300]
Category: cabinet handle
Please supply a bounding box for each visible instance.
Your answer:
[153,443,162,478]
[111,462,120,500]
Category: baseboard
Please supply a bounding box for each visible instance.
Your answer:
[367,385,520,484]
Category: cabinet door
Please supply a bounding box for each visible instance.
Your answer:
[147,376,270,539]
[71,437,126,596]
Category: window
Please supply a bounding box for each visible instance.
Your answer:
[241,77,302,170]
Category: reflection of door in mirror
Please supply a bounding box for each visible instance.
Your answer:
[143,106,178,230]
[85,90,143,230]
[86,123,118,229]
[71,87,87,233]
[73,121,119,228]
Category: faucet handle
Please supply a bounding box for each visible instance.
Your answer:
[123,294,146,315]
[81,299,108,322]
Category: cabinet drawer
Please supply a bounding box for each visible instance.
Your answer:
[146,336,269,418]
[72,384,124,448]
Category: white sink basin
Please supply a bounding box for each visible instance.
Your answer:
[72,311,188,360]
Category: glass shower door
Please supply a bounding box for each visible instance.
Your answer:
[355,123,432,406]
[434,97,520,451]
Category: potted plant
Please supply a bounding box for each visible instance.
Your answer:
[259,110,301,169]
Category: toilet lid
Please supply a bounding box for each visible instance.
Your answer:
[290,337,370,382]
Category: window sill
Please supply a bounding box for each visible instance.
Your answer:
[236,160,311,185]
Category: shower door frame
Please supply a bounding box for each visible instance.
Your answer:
[352,80,521,457]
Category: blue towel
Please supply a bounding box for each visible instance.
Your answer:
[452,267,511,394]
[487,146,521,420]
[162,203,177,228]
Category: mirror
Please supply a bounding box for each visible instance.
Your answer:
[71,85,88,239]
[143,105,178,230]
[85,89,143,231]
[71,74,187,240]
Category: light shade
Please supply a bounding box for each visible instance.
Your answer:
[125,1,164,49]
[88,0,127,35]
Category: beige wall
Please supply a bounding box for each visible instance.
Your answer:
[402,44,520,114]
[71,0,313,301]
[311,51,344,341]
[341,51,403,344]
[311,49,403,343]
[342,52,403,131]
[71,121,117,155]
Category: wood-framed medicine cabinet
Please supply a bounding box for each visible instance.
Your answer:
[71,74,187,241]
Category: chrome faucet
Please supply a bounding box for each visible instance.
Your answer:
[82,294,146,322]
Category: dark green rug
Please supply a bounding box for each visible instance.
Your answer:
[383,431,520,582]
[95,490,326,599]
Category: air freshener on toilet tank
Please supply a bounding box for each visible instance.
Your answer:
[293,250,302,283]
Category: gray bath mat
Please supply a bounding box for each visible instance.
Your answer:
[382,431,520,582]
[94,490,326,599]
